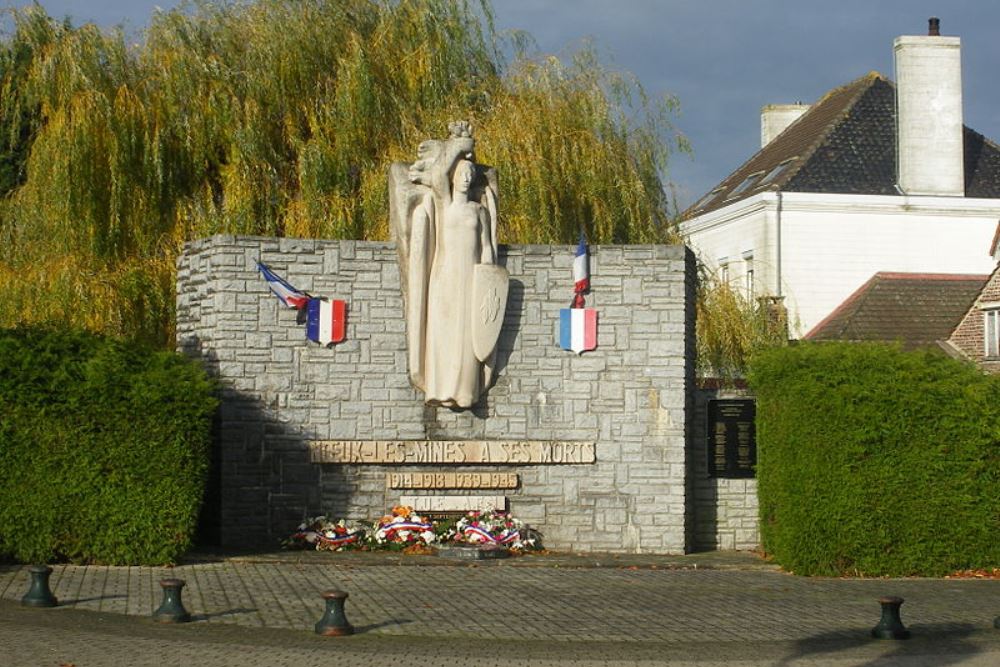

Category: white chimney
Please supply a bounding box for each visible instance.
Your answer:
[760,104,810,147]
[894,17,964,196]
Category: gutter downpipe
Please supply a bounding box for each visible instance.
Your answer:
[775,190,783,298]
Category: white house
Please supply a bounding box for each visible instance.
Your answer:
[680,19,1000,335]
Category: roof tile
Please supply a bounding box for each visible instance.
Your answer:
[683,72,1000,218]
[804,272,989,348]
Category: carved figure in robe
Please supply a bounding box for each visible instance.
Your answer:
[389,122,507,408]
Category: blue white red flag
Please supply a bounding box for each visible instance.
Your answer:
[256,262,309,309]
[572,233,589,308]
[559,307,597,354]
[306,298,347,346]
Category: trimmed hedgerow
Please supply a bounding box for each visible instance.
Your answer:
[748,342,1000,577]
[0,327,216,564]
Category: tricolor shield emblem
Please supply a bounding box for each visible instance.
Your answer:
[559,308,597,354]
[306,298,347,346]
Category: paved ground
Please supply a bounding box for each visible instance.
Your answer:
[1,550,998,666]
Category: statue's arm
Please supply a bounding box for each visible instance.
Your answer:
[407,194,434,390]
[478,205,495,265]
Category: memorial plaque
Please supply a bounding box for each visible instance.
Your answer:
[387,472,519,489]
[399,495,507,513]
[309,440,595,465]
[706,399,755,478]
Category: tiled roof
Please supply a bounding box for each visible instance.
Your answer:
[683,72,1000,218]
[804,272,989,349]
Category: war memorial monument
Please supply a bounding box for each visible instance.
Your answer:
[177,123,753,553]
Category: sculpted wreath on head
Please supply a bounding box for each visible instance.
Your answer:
[389,122,508,408]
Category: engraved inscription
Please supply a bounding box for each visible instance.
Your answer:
[309,440,596,464]
[706,399,755,478]
[399,495,507,513]
[387,472,519,489]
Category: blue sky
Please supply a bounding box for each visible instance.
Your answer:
[6,1,1000,210]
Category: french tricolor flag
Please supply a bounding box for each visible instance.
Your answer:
[256,262,309,310]
[306,298,346,346]
[559,307,597,354]
[572,233,589,304]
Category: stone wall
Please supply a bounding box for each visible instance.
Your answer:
[949,264,1000,373]
[690,388,760,551]
[177,235,695,553]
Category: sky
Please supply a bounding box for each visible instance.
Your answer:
[6,1,1000,210]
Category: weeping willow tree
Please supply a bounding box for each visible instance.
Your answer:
[0,0,686,346]
[695,266,789,382]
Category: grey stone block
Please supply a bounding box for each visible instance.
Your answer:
[178,238,698,553]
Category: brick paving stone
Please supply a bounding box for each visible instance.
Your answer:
[1,554,999,666]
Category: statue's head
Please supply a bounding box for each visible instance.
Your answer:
[452,159,475,195]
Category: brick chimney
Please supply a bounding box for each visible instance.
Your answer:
[760,104,810,147]
[894,17,964,196]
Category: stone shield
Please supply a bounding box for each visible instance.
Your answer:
[472,263,509,362]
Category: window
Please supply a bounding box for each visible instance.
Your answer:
[761,159,796,184]
[726,172,763,199]
[744,257,754,298]
[691,188,724,212]
[718,260,730,285]
[985,309,1000,357]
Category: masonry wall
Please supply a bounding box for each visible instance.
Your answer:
[690,388,760,551]
[949,263,1000,373]
[177,236,696,553]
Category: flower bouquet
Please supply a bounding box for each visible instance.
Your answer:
[287,516,365,551]
[371,505,437,550]
[447,510,536,551]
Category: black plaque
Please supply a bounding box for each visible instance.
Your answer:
[706,399,756,478]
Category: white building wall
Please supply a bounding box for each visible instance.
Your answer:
[682,192,1000,336]
[680,200,774,300]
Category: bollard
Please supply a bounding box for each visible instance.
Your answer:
[994,615,999,630]
[21,565,58,608]
[152,578,191,623]
[871,596,910,639]
[315,589,354,636]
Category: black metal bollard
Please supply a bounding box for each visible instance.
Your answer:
[315,589,354,636]
[994,615,999,630]
[21,565,58,608]
[871,596,910,639]
[152,578,191,623]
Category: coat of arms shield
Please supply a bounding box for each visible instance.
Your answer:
[471,263,509,362]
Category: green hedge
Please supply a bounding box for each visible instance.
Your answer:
[748,342,1000,576]
[0,328,216,564]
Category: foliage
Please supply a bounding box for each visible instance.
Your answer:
[696,266,787,381]
[370,505,437,549]
[0,327,217,564]
[285,506,540,552]
[443,509,535,549]
[286,516,366,551]
[0,0,685,346]
[748,341,1000,576]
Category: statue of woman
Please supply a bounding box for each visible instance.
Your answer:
[389,122,507,408]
